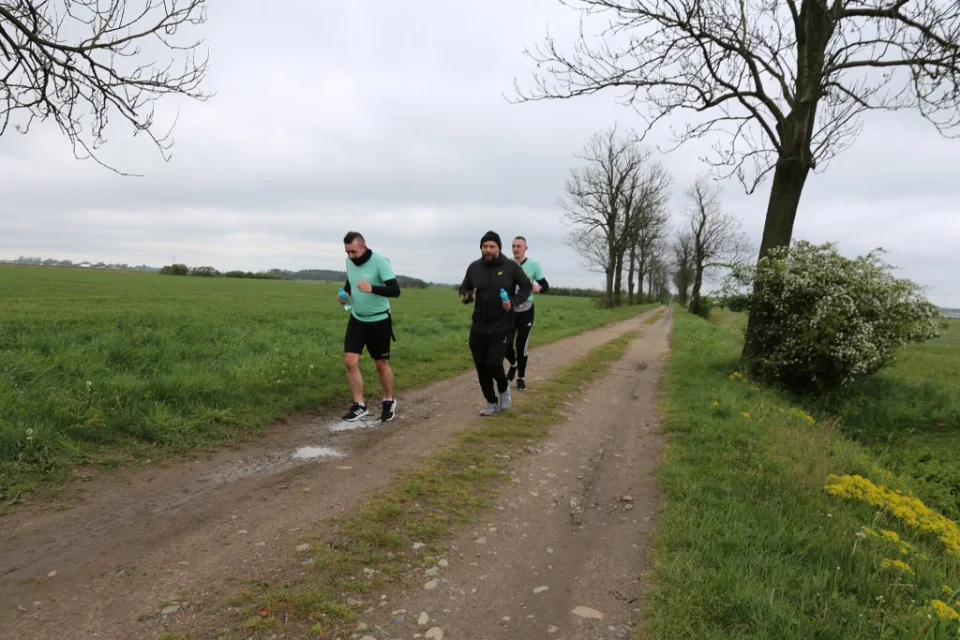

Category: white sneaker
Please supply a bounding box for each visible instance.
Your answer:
[479,402,500,416]
[499,388,512,410]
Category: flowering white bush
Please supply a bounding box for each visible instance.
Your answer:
[722,241,947,395]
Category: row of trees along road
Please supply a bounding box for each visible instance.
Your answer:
[561,126,752,315]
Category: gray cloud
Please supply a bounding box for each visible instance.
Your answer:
[2,1,958,306]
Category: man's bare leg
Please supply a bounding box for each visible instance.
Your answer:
[375,359,393,399]
[345,353,364,404]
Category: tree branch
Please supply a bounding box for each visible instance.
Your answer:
[0,0,212,175]
[513,0,960,192]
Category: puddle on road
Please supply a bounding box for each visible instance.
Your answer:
[328,419,379,433]
[154,439,349,515]
[292,446,346,460]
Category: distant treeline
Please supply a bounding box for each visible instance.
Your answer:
[159,263,434,288]
[5,257,621,300]
[5,256,158,272]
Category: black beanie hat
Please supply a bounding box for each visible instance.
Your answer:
[480,230,502,250]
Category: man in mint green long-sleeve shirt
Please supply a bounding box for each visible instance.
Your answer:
[505,236,549,390]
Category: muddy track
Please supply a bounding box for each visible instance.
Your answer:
[343,307,672,639]
[0,309,660,640]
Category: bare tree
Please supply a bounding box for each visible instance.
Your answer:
[561,125,651,307]
[513,0,960,356]
[566,225,613,279]
[619,155,671,305]
[628,202,670,304]
[645,240,671,301]
[672,230,695,306]
[683,175,752,315]
[1,0,211,174]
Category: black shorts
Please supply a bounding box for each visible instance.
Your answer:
[344,315,393,361]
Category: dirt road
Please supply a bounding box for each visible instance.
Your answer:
[343,307,671,639]
[0,308,665,640]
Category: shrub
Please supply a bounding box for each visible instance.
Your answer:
[691,294,714,319]
[159,263,189,276]
[722,241,947,395]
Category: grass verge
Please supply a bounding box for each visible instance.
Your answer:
[0,264,655,507]
[825,321,960,522]
[639,309,960,639]
[206,322,652,638]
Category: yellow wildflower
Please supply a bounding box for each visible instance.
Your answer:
[930,600,960,623]
[943,585,955,598]
[779,406,816,425]
[711,400,720,408]
[824,474,960,557]
[878,529,901,544]
[741,412,752,420]
[880,558,913,575]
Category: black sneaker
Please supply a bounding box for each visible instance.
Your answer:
[516,378,526,391]
[380,399,397,422]
[342,402,367,421]
[506,364,517,381]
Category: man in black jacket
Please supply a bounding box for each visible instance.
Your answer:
[458,231,533,416]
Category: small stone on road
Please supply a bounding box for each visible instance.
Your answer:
[572,606,605,620]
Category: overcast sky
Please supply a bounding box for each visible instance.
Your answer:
[1,1,958,307]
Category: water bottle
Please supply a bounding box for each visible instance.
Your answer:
[338,287,351,311]
[499,288,509,307]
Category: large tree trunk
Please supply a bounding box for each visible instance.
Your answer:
[636,246,647,305]
[741,136,813,364]
[742,0,828,365]
[604,267,615,308]
[627,245,636,305]
[605,233,618,308]
[689,255,705,315]
[613,251,624,306]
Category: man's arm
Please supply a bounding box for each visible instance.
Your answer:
[458,267,475,304]
[370,279,400,297]
[512,263,533,305]
[361,256,401,297]
[370,257,400,298]
[343,278,351,294]
[534,263,549,293]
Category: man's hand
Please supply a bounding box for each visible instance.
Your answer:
[357,280,373,293]
[336,295,346,306]
[502,299,511,311]
[532,282,542,293]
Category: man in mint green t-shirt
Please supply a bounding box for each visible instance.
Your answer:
[506,235,549,390]
[338,231,401,423]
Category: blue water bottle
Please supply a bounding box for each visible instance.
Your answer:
[499,288,510,307]
[338,287,351,311]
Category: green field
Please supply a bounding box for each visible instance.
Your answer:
[0,265,651,506]
[641,311,960,639]
[830,322,960,521]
